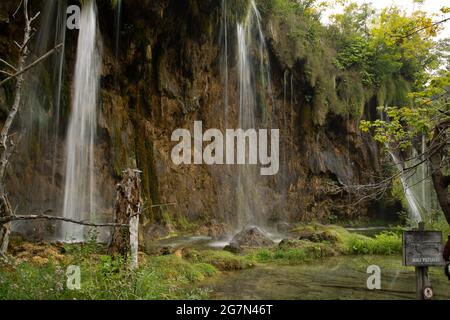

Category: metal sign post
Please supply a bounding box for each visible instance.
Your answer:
[402,222,445,300]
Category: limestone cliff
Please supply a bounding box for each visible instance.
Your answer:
[0,0,401,238]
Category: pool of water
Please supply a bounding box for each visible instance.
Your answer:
[203,255,450,300]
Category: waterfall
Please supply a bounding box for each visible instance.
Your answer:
[387,148,423,223]
[13,0,67,212]
[290,74,294,144]
[51,0,68,185]
[220,0,229,123]
[21,0,67,178]
[235,1,274,229]
[114,0,122,86]
[413,135,437,213]
[61,0,101,241]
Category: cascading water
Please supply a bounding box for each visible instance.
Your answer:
[61,0,101,241]
[220,0,229,123]
[410,136,438,213]
[114,0,122,86]
[290,74,294,146]
[380,112,437,223]
[11,0,67,239]
[19,0,67,197]
[235,1,274,229]
[6,0,68,242]
[387,148,423,223]
[51,0,68,185]
[21,1,64,145]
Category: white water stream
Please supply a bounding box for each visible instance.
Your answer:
[61,0,101,241]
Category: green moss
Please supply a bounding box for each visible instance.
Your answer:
[225,0,252,24]
[185,250,254,271]
[249,241,338,264]
[134,123,161,222]
[111,123,127,177]
[335,73,366,118]
[287,223,402,256]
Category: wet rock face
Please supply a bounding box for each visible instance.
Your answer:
[276,222,293,234]
[1,0,394,232]
[229,226,275,249]
[195,219,229,239]
[142,223,172,241]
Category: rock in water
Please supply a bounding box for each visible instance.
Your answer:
[229,226,275,249]
[223,242,242,254]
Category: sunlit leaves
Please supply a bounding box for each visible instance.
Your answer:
[331,3,440,89]
[441,7,450,14]
[360,69,450,150]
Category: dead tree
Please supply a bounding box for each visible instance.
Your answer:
[108,169,142,269]
[0,0,63,257]
[0,0,38,257]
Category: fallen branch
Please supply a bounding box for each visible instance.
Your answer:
[0,214,129,228]
[149,202,177,208]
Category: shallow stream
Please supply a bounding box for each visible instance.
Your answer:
[203,255,450,300]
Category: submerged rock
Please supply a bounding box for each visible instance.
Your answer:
[229,227,275,249]
[223,242,242,254]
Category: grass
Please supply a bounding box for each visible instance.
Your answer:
[248,240,338,264]
[0,250,218,300]
[184,249,254,271]
[343,232,402,255]
[2,220,442,299]
[248,223,403,265]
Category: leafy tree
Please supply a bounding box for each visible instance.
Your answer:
[361,69,449,224]
[330,2,450,225]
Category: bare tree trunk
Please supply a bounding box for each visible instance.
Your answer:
[0,0,35,256]
[0,195,12,256]
[108,169,142,268]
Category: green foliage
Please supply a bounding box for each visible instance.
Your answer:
[247,223,401,265]
[259,0,441,122]
[0,254,217,300]
[133,256,216,299]
[360,70,449,151]
[185,250,254,271]
[331,4,437,88]
[249,241,337,264]
[0,263,68,300]
[344,232,402,255]
[424,212,450,238]
[225,0,252,24]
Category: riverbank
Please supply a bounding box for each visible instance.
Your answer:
[0,223,447,300]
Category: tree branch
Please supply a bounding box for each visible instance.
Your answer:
[0,214,130,228]
[0,43,63,88]
[0,58,17,72]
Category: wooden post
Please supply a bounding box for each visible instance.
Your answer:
[108,169,142,270]
[415,222,431,300]
[129,206,139,270]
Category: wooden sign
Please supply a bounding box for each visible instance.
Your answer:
[403,231,445,267]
